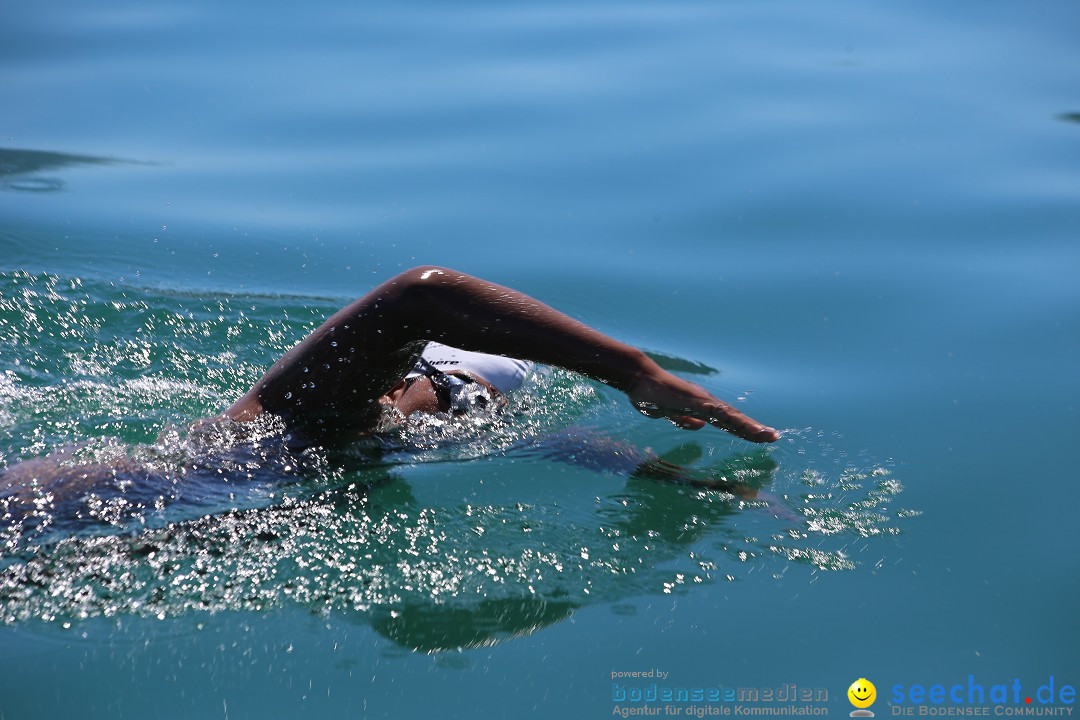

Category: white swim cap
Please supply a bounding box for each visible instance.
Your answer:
[414,342,533,394]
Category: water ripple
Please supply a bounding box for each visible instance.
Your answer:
[0,271,915,648]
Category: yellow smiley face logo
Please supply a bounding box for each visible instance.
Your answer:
[848,679,876,709]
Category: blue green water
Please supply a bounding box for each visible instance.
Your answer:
[2,0,1078,717]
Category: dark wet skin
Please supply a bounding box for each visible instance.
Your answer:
[225,266,780,449]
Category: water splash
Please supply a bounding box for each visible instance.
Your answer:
[0,271,916,649]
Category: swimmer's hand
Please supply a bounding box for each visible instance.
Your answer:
[627,370,780,443]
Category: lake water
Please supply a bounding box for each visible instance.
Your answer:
[1,0,1077,718]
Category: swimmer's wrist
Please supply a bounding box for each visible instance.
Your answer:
[609,347,663,394]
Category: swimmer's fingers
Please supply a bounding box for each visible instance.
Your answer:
[629,373,779,443]
[633,403,701,429]
[700,401,780,444]
[644,400,776,441]
[671,415,706,430]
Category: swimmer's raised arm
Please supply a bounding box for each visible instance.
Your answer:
[227,266,779,446]
[394,267,779,442]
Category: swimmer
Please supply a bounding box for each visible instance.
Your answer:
[223,265,780,447]
[0,266,778,527]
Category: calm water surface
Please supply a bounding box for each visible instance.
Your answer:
[1,0,1078,718]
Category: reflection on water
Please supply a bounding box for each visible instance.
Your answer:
[0,147,128,192]
[0,270,915,650]
[0,450,907,650]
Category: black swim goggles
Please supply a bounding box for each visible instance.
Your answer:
[414,358,502,415]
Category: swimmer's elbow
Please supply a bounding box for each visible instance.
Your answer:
[389,265,471,314]
[395,265,458,288]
